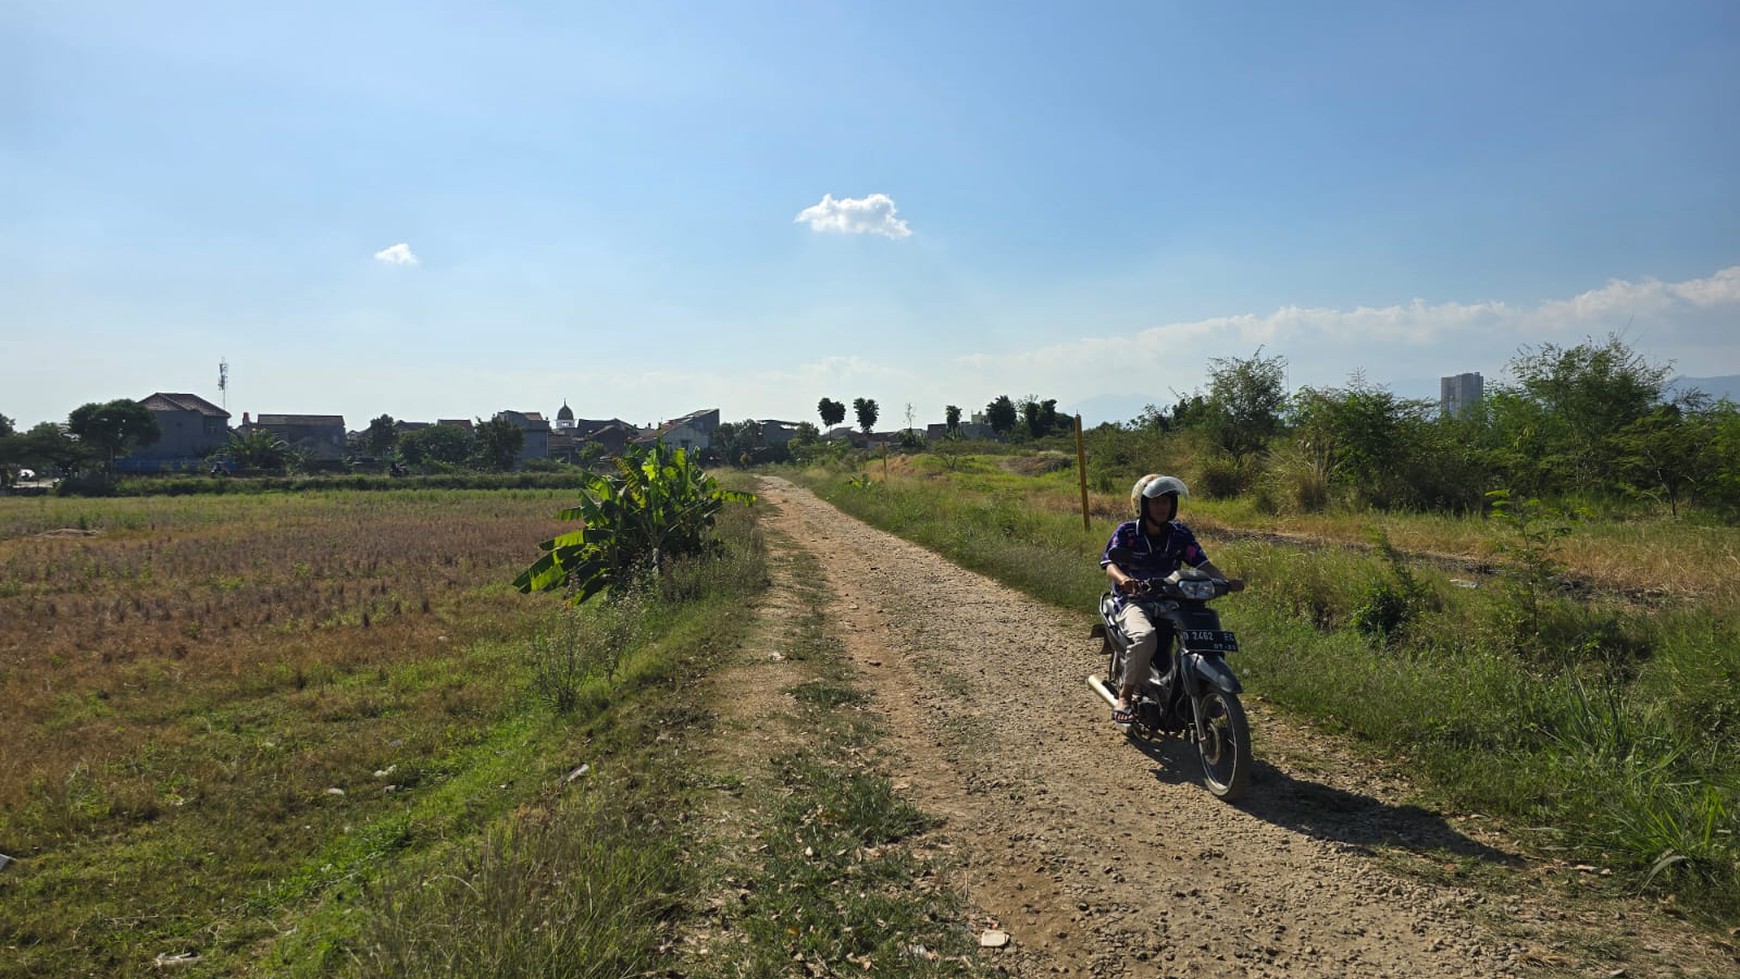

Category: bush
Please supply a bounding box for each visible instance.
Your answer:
[516,442,755,605]
[1193,453,1249,499]
[1253,443,1330,514]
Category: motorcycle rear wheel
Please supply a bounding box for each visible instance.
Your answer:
[1194,689,1252,801]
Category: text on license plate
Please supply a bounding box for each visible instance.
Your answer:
[1182,629,1239,651]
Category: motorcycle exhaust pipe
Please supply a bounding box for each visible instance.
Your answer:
[1086,674,1119,708]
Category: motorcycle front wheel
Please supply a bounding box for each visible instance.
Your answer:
[1194,689,1252,801]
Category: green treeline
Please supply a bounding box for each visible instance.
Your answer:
[1082,335,1738,522]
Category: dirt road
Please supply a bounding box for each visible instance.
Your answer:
[754,477,1733,978]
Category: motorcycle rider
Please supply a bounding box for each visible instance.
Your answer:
[1100,474,1231,725]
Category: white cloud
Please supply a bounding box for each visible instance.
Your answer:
[953,265,1740,401]
[793,193,912,238]
[373,242,419,266]
[1669,266,1740,307]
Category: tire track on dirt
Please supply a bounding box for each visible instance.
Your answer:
[758,476,1734,979]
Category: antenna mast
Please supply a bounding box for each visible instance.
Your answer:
[218,358,229,412]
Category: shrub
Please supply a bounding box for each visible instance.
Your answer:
[515,442,755,604]
[1193,453,1249,499]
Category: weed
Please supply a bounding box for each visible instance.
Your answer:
[1486,489,1577,656]
[346,793,681,979]
[1350,531,1434,644]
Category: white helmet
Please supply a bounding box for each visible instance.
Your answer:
[1130,473,1188,519]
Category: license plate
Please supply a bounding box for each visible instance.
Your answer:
[1181,629,1239,652]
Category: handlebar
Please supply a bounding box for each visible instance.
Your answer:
[1117,575,1246,599]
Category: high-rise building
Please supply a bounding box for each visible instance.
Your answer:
[1440,372,1484,418]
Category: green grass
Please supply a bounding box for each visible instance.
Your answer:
[0,489,770,978]
[788,459,1740,924]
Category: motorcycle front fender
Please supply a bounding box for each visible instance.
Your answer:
[1182,651,1243,696]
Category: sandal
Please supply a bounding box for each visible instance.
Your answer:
[1111,703,1137,725]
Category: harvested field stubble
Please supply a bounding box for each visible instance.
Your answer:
[0,490,570,976]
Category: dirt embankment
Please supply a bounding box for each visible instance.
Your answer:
[749,476,1735,978]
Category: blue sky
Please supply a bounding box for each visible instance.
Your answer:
[4,1,1737,430]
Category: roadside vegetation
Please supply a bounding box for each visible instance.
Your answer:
[686,529,991,977]
[0,473,768,977]
[785,335,1740,924]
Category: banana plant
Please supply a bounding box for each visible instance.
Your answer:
[514,441,755,604]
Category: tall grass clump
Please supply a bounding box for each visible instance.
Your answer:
[1252,442,1331,515]
[527,589,646,713]
[346,789,680,979]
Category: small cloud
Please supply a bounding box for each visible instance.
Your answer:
[794,193,912,238]
[373,242,419,266]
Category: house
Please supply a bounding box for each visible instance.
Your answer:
[820,425,867,448]
[246,413,347,461]
[926,421,994,441]
[638,408,720,454]
[579,421,639,456]
[758,419,804,446]
[122,392,232,472]
[496,410,551,464]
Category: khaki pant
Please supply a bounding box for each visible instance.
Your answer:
[1115,603,1170,692]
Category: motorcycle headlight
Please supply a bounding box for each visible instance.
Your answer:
[1178,578,1216,600]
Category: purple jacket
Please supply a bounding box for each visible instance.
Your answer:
[1100,520,1209,612]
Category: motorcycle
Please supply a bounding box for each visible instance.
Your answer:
[1089,558,1253,801]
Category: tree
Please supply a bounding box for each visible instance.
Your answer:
[1291,376,1438,508]
[1019,397,1041,438]
[225,428,295,473]
[1015,396,1063,439]
[474,416,526,472]
[1611,404,1716,518]
[818,398,846,429]
[400,424,475,467]
[1504,334,1675,490]
[944,405,962,434]
[1202,350,1288,463]
[365,414,399,456]
[68,399,162,474]
[984,395,1018,437]
[852,397,879,434]
[1130,403,1170,432]
[711,419,766,466]
[0,416,19,486]
[13,422,95,477]
[1170,393,1210,430]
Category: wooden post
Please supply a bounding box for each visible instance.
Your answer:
[1075,414,1090,531]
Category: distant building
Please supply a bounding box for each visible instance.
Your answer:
[1440,372,1484,418]
[928,421,994,441]
[497,410,552,464]
[247,413,348,461]
[759,419,804,446]
[638,408,720,453]
[123,392,232,471]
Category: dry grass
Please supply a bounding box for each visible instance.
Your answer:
[0,492,567,818]
[0,490,575,977]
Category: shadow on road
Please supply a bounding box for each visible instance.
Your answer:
[1125,733,1518,865]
